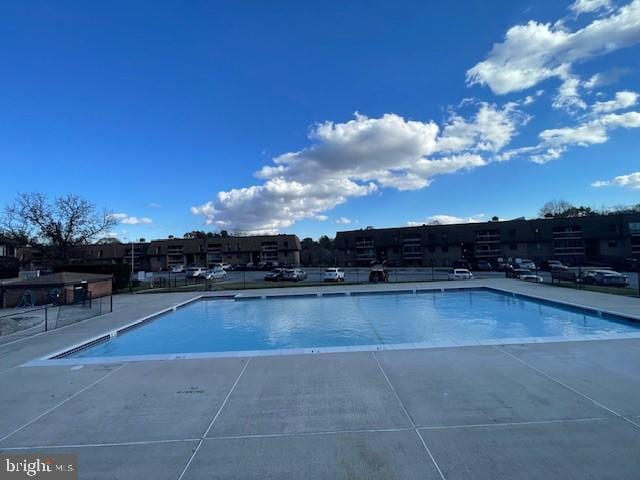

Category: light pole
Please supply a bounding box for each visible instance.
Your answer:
[123,237,135,291]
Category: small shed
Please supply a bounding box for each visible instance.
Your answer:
[0,272,113,308]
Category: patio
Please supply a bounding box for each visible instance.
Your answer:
[1,280,639,479]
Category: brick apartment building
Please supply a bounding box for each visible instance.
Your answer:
[335,213,640,267]
[20,234,302,272]
[0,236,17,258]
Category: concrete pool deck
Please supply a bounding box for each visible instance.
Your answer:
[1,279,639,479]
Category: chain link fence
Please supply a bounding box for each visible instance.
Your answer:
[0,292,113,340]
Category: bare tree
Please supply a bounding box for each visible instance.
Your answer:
[538,200,574,218]
[1,192,117,262]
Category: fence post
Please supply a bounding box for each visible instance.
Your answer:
[44,306,48,332]
[636,256,639,298]
[110,294,113,313]
[578,264,582,289]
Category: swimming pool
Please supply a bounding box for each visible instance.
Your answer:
[67,288,639,359]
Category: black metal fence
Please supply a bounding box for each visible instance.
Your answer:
[0,292,113,340]
[126,265,640,298]
[126,267,490,292]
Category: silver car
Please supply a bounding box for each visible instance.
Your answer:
[283,268,307,281]
[582,270,628,287]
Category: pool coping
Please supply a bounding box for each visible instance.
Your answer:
[23,285,640,367]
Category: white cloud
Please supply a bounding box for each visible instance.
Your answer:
[407,214,486,226]
[538,124,608,148]
[530,147,567,164]
[436,102,529,153]
[592,90,639,113]
[121,217,153,225]
[592,171,640,188]
[467,1,640,95]
[583,68,631,89]
[149,202,161,208]
[335,217,352,225]
[552,74,587,112]
[569,0,613,15]
[190,177,377,235]
[109,213,153,225]
[516,109,640,163]
[192,107,520,234]
[314,215,329,221]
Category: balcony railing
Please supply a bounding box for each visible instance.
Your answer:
[355,240,374,248]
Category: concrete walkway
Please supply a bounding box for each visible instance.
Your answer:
[1,280,639,479]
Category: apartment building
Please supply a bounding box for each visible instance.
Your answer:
[335,213,640,267]
[72,234,301,271]
[0,236,17,258]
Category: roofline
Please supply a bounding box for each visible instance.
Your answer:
[335,212,639,235]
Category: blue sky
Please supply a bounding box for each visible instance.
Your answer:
[1,0,639,240]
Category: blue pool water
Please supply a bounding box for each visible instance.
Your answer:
[72,290,639,358]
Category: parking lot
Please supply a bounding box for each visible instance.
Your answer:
[148,267,639,293]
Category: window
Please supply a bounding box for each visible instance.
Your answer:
[608,240,618,248]
[509,242,517,250]
[442,245,448,252]
[509,229,516,238]
[609,224,618,233]
[428,234,435,242]
[428,246,435,253]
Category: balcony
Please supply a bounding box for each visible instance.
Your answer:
[355,240,374,248]
[355,248,375,259]
[476,247,502,258]
[476,232,501,242]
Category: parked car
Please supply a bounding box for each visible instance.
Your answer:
[205,266,227,281]
[517,259,537,270]
[264,268,286,281]
[582,270,629,287]
[170,265,185,273]
[282,268,307,281]
[475,260,493,271]
[186,267,207,278]
[508,268,533,279]
[519,272,543,283]
[540,260,568,271]
[448,268,473,280]
[323,267,345,282]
